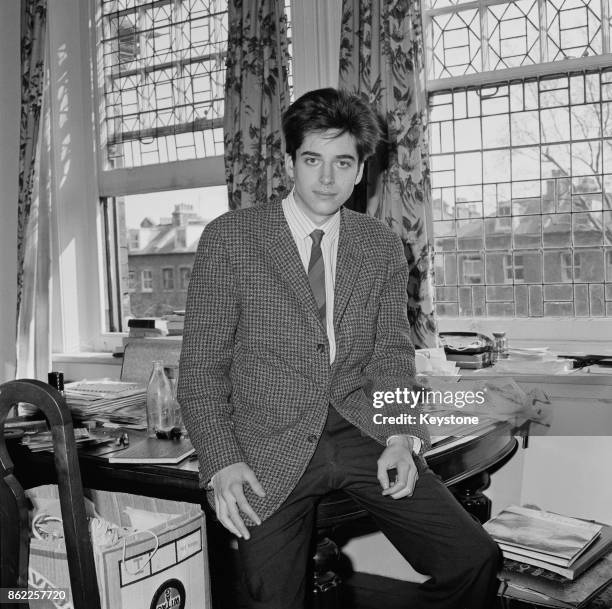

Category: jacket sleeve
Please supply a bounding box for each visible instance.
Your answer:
[361,233,431,453]
[177,220,246,486]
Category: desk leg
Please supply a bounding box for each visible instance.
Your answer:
[450,472,492,523]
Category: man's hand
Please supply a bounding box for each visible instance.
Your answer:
[377,436,419,499]
[212,462,266,539]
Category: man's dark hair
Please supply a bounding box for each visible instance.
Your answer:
[282,88,382,162]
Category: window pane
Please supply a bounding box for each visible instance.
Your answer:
[424,0,607,78]
[98,0,292,168]
[99,0,230,168]
[431,71,612,317]
[103,185,228,329]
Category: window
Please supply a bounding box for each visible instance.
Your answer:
[93,0,293,332]
[141,269,153,292]
[179,266,191,290]
[162,267,175,291]
[424,0,612,318]
[128,270,137,292]
[104,185,228,321]
[99,0,229,168]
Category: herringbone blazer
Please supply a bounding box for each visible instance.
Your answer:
[177,201,430,521]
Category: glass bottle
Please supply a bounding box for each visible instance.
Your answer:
[146,361,174,437]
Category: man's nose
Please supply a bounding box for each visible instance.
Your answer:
[320,164,334,184]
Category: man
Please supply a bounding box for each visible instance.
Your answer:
[178,88,500,609]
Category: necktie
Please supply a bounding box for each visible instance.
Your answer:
[308,229,326,328]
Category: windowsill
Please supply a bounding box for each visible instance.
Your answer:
[52,351,123,382]
[460,370,612,384]
[53,352,121,365]
[436,318,612,355]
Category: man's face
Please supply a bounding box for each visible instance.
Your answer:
[285,129,364,226]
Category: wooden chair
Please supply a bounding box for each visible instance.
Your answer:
[0,379,101,609]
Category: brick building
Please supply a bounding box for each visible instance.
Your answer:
[127,204,207,317]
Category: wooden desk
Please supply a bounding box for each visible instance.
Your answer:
[9,421,518,511]
[7,422,518,609]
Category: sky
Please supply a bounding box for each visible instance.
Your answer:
[124,185,230,228]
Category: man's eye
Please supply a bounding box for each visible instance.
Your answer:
[304,157,319,165]
[337,161,352,168]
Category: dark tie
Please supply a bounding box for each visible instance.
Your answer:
[308,229,326,328]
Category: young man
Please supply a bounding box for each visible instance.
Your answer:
[178,88,500,609]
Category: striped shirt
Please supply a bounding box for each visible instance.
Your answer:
[282,191,340,363]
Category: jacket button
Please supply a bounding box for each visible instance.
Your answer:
[306,434,318,443]
[316,344,325,353]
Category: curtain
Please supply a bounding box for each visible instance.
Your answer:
[16,0,51,380]
[224,0,291,209]
[339,0,438,348]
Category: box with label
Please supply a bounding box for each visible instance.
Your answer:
[27,486,211,609]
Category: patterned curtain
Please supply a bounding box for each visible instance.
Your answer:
[16,0,50,379]
[224,0,291,209]
[339,0,438,348]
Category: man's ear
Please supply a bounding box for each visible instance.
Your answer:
[354,162,365,185]
[285,153,294,179]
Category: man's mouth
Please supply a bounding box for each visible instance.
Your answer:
[314,191,337,198]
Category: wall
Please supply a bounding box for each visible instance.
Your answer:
[517,378,612,526]
[0,1,20,382]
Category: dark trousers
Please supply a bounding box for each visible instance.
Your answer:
[237,407,501,609]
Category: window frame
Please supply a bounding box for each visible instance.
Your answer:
[92,0,227,344]
[141,269,154,292]
[49,0,229,354]
[179,265,191,290]
[162,266,175,291]
[422,0,612,343]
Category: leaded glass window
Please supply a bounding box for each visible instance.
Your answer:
[424,0,612,317]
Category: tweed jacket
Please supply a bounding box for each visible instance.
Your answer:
[177,201,431,522]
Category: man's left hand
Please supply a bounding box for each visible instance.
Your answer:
[377,436,419,499]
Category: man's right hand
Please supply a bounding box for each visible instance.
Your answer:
[212,462,266,539]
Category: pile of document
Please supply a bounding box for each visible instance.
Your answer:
[64,379,147,428]
[21,427,108,452]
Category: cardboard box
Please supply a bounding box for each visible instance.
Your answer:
[27,486,211,609]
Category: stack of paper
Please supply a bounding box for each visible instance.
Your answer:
[64,379,147,428]
[21,428,113,452]
[485,506,612,580]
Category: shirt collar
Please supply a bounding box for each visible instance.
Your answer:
[282,190,341,242]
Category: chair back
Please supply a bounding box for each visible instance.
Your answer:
[0,379,101,609]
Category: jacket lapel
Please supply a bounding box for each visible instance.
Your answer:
[264,203,323,327]
[333,208,363,332]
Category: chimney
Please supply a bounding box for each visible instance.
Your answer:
[172,203,194,226]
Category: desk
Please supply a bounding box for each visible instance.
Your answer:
[7,422,518,609]
[9,421,518,512]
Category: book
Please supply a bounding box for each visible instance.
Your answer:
[127,317,169,331]
[444,352,491,369]
[484,506,602,566]
[500,552,612,608]
[107,437,195,464]
[500,524,612,579]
